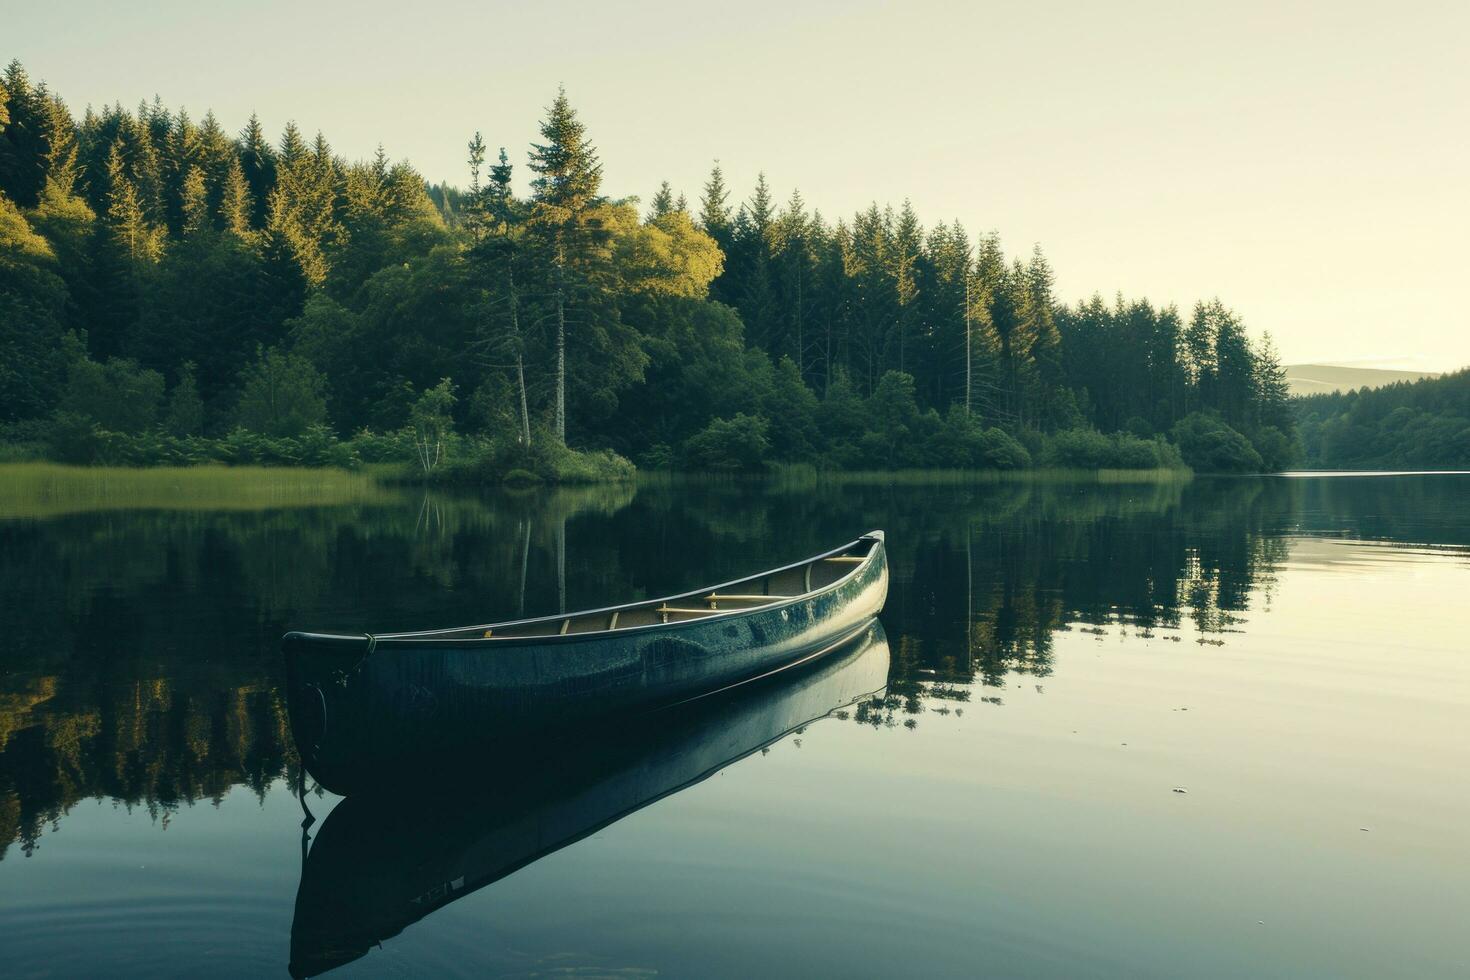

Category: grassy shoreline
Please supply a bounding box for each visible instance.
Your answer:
[0,462,393,519]
[0,460,1196,517]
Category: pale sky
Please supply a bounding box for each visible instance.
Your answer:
[10,0,1469,370]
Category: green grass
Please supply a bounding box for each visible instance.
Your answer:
[0,462,395,519]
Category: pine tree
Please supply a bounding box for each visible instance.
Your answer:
[467,139,531,446]
[104,140,159,261]
[1254,331,1292,432]
[890,200,922,373]
[1022,243,1065,426]
[1184,300,1218,412]
[649,180,675,219]
[728,173,779,350]
[166,108,202,234]
[196,111,235,213]
[278,121,307,167]
[238,114,275,228]
[218,157,253,237]
[699,161,731,237]
[42,90,79,196]
[465,131,487,238]
[180,165,209,237]
[0,61,57,207]
[528,87,605,442]
[1212,300,1254,428]
[488,147,514,222]
[128,105,167,226]
[774,188,815,376]
[266,126,339,286]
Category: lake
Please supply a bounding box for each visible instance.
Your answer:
[1,469,1466,978]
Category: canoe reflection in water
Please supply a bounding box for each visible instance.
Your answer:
[288,620,890,978]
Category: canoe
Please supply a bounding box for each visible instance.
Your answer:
[289,621,891,978]
[284,530,888,794]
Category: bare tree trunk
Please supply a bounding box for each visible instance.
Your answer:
[509,264,531,446]
[554,248,566,443]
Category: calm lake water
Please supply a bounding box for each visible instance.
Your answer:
[1,471,1466,978]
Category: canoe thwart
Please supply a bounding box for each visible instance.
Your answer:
[704,593,795,602]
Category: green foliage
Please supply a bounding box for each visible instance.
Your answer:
[60,355,165,433]
[1250,426,1298,472]
[432,433,635,485]
[858,371,936,468]
[1295,368,1470,469]
[683,413,772,471]
[0,59,1305,478]
[1040,428,1185,470]
[762,356,821,460]
[409,378,456,473]
[637,443,676,470]
[929,407,1032,469]
[164,361,204,436]
[0,195,72,421]
[1170,412,1264,473]
[616,208,724,297]
[43,418,359,468]
[816,370,869,468]
[234,347,327,437]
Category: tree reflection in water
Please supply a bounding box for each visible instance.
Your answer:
[3,472,1421,862]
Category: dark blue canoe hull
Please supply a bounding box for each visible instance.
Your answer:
[285,533,887,794]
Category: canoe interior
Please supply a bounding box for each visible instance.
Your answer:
[380,534,881,642]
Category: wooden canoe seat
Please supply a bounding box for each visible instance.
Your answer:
[657,603,721,623]
[823,556,866,563]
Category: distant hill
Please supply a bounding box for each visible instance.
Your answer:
[1285,364,1440,397]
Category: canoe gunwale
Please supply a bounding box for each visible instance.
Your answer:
[285,530,885,650]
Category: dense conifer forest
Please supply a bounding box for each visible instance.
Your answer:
[0,59,1300,477]
[1295,369,1470,469]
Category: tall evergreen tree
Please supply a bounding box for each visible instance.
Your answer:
[698,161,731,238]
[219,157,253,237]
[1254,331,1292,432]
[180,165,209,237]
[103,141,159,262]
[527,87,606,442]
[0,61,57,207]
[648,180,675,219]
[238,114,276,229]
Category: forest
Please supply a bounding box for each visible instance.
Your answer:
[0,59,1298,478]
[1295,368,1470,469]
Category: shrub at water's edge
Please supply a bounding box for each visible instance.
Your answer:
[1169,412,1265,473]
[421,436,636,485]
[1038,429,1185,470]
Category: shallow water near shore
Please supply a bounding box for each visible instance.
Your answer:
[1,470,1466,977]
